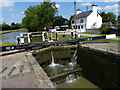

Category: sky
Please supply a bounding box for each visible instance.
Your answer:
[0,0,120,24]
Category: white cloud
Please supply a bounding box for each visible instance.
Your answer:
[55,4,60,8]
[98,4,118,10]
[9,8,13,11]
[11,14,15,19]
[98,4,118,16]
[104,0,119,2]
[10,21,15,23]
[0,0,14,8]
[0,18,4,21]
[11,14,15,16]
[81,3,92,6]
[21,11,24,14]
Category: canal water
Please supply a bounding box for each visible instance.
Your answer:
[33,46,99,88]
[1,31,27,43]
[1,31,42,43]
[33,45,120,89]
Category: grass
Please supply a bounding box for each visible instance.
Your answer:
[0,28,27,34]
[0,41,16,46]
[81,39,120,44]
[81,32,106,35]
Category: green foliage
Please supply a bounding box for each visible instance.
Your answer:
[116,25,120,30]
[68,15,75,29]
[118,16,120,24]
[22,2,58,32]
[53,15,68,27]
[100,26,111,34]
[1,23,22,30]
[11,22,15,25]
[10,25,16,30]
[100,12,117,24]
[2,23,11,30]
[0,41,15,46]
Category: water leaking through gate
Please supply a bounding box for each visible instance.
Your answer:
[33,45,99,88]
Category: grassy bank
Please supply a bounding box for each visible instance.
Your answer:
[81,39,120,44]
[0,28,27,34]
[0,41,16,46]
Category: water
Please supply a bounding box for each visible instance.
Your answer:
[1,31,27,43]
[34,46,99,88]
[1,31,42,43]
[49,51,61,67]
[34,45,120,88]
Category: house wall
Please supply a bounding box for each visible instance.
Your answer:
[86,12,102,29]
[71,12,102,32]
[71,18,87,32]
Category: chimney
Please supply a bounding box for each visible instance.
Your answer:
[76,9,81,14]
[92,3,97,12]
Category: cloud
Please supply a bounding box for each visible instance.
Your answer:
[104,0,119,2]
[11,14,15,16]
[10,21,15,23]
[52,4,60,9]
[98,4,118,11]
[0,18,4,21]
[9,8,13,11]
[11,14,15,19]
[55,4,60,8]
[21,11,24,14]
[98,4,118,16]
[0,0,14,8]
[81,3,92,6]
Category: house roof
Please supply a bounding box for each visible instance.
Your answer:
[72,10,92,20]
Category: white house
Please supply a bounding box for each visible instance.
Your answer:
[71,3,102,32]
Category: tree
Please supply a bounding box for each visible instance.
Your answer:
[15,23,21,29]
[118,15,120,24]
[11,22,16,25]
[68,15,75,29]
[2,23,10,30]
[53,15,68,27]
[100,12,117,25]
[22,2,58,32]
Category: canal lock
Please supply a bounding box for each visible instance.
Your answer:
[33,46,82,87]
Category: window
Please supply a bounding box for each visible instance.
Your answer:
[76,26,77,29]
[74,26,75,29]
[72,20,74,24]
[80,19,84,23]
[81,25,84,29]
[78,26,80,29]
[97,14,98,17]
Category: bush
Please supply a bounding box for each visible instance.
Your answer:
[10,25,16,30]
[116,25,120,30]
[100,26,111,34]
[1,23,21,30]
[2,23,11,30]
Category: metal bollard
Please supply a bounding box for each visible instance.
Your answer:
[78,33,80,38]
[42,32,45,41]
[28,33,32,43]
[20,34,24,44]
[16,36,20,45]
